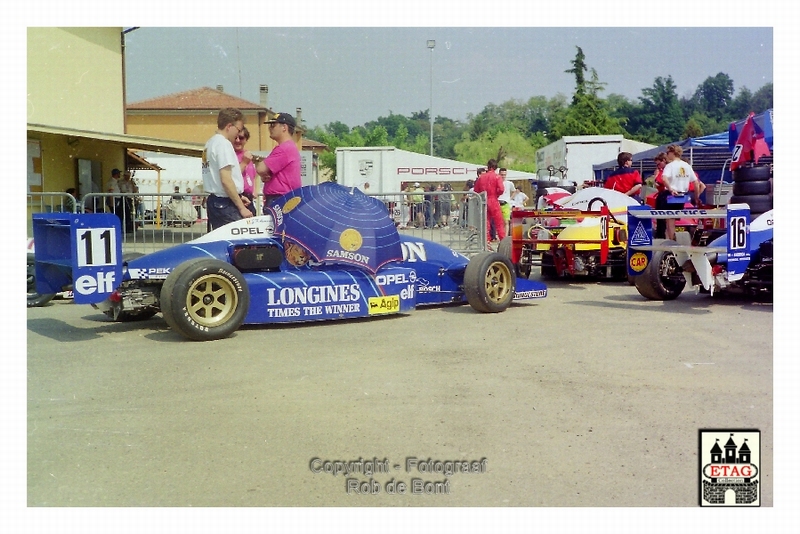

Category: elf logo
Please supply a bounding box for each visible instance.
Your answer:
[74,271,116,296]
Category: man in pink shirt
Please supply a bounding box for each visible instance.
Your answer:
[252,112,302,210]
[472,159,506,242]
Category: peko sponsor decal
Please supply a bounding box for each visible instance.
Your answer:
[128,267,172,280]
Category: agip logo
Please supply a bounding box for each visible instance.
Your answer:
[699,429,760,506]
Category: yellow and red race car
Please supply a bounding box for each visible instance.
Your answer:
[499,187,634,280]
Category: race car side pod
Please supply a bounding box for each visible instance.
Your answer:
[626,204,751,294]
[32,213,124,305]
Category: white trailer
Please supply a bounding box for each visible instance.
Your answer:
[535,135,656,185]
[335,146,536,194]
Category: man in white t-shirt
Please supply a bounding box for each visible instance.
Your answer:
[660,144,700,240]
[497,168,515,236]
[202,108,253,230]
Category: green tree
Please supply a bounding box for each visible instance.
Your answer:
[750,82,773,114]
[692,72,735,120]
[565,46,588,104]
[454,129,538,172]
[393,123,409,149]
[624,76,685,144]
[364,125,389,146]
[551,93,626,138]
[682,117,704,138]
[550,48,626,138]
[728,86,754,119]
[683,112,725,139]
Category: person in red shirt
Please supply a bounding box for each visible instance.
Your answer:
[473,159,506,243]
[604,152,642,198]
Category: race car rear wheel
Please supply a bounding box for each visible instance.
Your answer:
[634,240,686,300]
[161,259,250,341]
[540,252,557,278]
[464,252,516,313]
[27,253,55,308]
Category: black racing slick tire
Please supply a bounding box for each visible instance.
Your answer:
[540,252,558,278]
[497,237,513,260]
[496,237,528,278]
[732,180,771,196]
[732,165,771,182]
[634,240,686,301]
[27,253,55,308]
[160,259,250,341]
[464,252,516,313]
[729,195,773,214]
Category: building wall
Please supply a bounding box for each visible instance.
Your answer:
[27,27,125,133]
[126,110,275,151]
[27,27,127,194]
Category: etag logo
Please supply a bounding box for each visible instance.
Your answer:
[699,430,760,506]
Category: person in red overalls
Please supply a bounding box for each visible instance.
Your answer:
[473,159,506,243]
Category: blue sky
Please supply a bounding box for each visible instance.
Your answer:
[125,26,773,128]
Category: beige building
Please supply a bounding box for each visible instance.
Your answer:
[126,86,326,157]
[27,28,325,210]
[27,27,203,205]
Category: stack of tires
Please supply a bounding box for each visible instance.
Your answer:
[730,164,772,220]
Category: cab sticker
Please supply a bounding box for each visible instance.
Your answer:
[629,252,649,272]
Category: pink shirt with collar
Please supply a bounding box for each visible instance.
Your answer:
[262,140,301,196]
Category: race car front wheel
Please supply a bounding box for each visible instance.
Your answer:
[464,252,516,313]
[161,259,250,341]
[634,240,686,300]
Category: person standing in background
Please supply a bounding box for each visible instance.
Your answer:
[202,108,253,230]
[498,167,515,236]
[473,159,506,244]
[233,126,258,215]
[253,112,302,210]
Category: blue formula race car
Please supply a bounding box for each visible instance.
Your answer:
[626,203,772,300]
[32,183,546,340]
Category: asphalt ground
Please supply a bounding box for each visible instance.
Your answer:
[23,273,776,514]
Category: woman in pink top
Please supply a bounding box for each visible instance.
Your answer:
[234,126,258,215]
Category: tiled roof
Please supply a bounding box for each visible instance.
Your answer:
[302,138,328,149]
[127,87,266,111]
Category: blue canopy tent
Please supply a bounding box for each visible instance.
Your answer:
[592,109,774,187]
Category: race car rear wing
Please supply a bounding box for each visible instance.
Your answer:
[32,213,123,305]
[508,205,615,264]
[626,204,751,288]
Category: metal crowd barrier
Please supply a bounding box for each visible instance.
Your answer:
[29,190,490,257]
[26,192,78,238]
[27,192,78,214]
[76,192,208,255]
[369,191,488,257]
